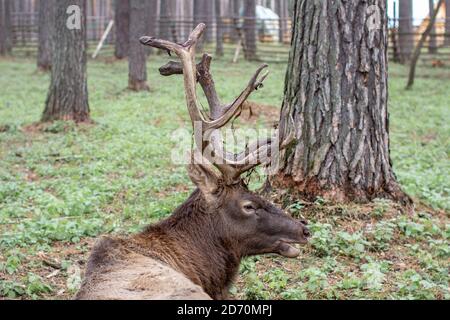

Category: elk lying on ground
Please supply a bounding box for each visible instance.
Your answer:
[75,24,310,300]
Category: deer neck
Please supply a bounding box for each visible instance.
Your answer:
[138,189,242,299]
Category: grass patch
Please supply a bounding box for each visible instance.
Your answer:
[0,55,449,299]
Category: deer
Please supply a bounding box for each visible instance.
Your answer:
[75,24,310,300]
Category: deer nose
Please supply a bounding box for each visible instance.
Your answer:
[303,226,311,238]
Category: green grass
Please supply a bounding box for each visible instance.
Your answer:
[0,55,449,300]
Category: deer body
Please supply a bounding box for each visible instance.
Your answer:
[75,24,310,300]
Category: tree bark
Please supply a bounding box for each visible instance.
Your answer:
[37,0,53,71]
[272,0,411,205]
[42,0,90,123]
[0,0,13,56]
[128,0,149,91]
[398,0,414,62]
[114,0,130,59]
[243,0,257,60]
[446,0,450,45]
[428,0,438,54]
[194,0,207,50]
[144,0,157,55]
[215,0,223,56]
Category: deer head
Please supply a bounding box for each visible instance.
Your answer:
[140,24,310,260]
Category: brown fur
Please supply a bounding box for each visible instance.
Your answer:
[76,184,310,300]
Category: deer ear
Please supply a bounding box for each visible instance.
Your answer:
[188,162,220,203]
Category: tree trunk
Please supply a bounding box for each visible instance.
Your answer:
[446,0,450,45]
[0,0,13,56]
[275,0,283,43]
[37,0,53,71]
[215,0,223,56]
[114,0,130,59]
[398,0,414,62]
[231,0,240,42]
[144,0,157,55]
[194,0,207,49]
[406,0,445,89]
[428,0,438,54]
[128,0,149,91]
[243,0,257,60]
[42,0,90,123]
[272,0,411,205]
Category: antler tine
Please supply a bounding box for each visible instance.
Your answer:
[141,24,290,185]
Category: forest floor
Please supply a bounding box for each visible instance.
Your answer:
[0,56,448,300]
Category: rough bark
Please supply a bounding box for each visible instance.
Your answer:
[215,0,223,56]
[243,0,257,60]
[0,0,12,56]
[446,0,450,45]
[429,0,438,54]
[398,0,414,62]
[272,0,411,205]
[114,0,130,59]
[37,0,53,71]
[128,0,149,91]
[42,0,90,123]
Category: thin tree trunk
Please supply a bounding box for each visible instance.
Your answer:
[429,0,438,54]
[114,0,129,59]
[215,0,223,56]
[128,0,149,91]
[144,0,157,55]
[0,0,13,56]
[42,0,90,123]
[446,0,450,45]
[398,0,414,62]
[231,0,240,42]
[194,0,206,50]
[37,0,53,71]
[407,0,444,89]
[275,0,283,43]
[273,0,411,205]
[243,0,257,60]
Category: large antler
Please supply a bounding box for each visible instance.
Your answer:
[140,24,293,184]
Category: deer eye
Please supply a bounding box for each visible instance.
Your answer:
[242,202,256,214]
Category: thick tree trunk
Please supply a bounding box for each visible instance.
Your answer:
[0,0,12,56]
[114,0,129,59]
[215,0,223,56]
[231,0,241,42]
[243,0,257,60]
[42,0,90,123]
[398,0,414,62]
[273,0,411,205]
[429,0,438,54]
[128,0,149,91]
[37,0,53,71]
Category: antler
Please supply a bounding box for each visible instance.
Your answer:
[140,24,293,184]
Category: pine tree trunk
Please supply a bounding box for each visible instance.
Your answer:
[37,0,53,71]
[114,0,129,59]
[0,0,13,56]
[446,0,450,45]
[215,0,223,56]
[144,0,157,55]
[243,0,257,60]
[273,0,411,205]
[42,0,90,123]
[429,0,438,54]
[128,0,149,91]
[194,0,206,50]
[398,0,414,62]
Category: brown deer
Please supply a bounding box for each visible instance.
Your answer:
[75,24,310,300]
